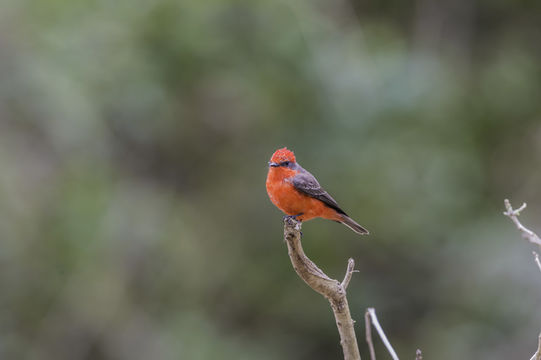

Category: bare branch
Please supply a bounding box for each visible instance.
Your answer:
[503,199,541,247]
[529,333,541,360]
[415,349,423,360]
[504,200,541,360]
[342,258,356,289]
[365,310,376,360]
[366,308,399,360]
[283,217,361,360]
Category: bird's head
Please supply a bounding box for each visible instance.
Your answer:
[268,147,296,169]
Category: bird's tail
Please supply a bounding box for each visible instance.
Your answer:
[339,214,369,235]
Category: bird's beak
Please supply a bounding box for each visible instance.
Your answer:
[268,161,279,167]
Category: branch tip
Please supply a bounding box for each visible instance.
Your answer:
[503,199,541,247]
[341,258,355,289]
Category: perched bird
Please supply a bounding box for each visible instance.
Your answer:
[266,147,368,235]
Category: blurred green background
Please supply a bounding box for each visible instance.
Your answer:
[1,0,541,359]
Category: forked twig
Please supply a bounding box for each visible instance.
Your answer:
[365,308,399,360]
[503,199,541,272]
[503,199,541,360]
[503,199,541,247]
[283,217,361,360]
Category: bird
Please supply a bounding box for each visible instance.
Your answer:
[266,147,369,235]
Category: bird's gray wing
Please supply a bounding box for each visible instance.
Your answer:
[290,167,347,215]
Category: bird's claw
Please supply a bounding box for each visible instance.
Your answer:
[283,213,303,221]
[283,214,303,237]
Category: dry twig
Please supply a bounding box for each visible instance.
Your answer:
[283,217,361,360]
[530,333,541,360]
[365,308,399,360]
[365,310,376,360]
[503,199,541,272]
[503,199,541,247]
[503,199,541,360]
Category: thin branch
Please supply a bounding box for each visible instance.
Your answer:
[366,308,399,360]
[504,200,541,360]
[365,310,376,360]
[283,217,361,360]
[415,349,423,360]
[529,333,541,360]
[342,258,356,289]
[503,199,541,247]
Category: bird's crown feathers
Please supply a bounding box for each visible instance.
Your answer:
[270,147,296,163]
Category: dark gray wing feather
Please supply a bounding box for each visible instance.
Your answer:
[290,166,347,215]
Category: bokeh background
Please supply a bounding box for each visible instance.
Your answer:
[2,0,541,359]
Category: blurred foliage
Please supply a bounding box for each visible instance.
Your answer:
[1,0,541,359]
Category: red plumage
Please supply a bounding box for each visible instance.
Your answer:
[266,147,368,235]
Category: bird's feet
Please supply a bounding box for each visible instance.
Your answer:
[283,214,303,236]
[283,213,303,221]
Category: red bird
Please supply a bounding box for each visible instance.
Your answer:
[266,147,368,235]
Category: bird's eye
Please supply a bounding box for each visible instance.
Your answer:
[281,161,290,167]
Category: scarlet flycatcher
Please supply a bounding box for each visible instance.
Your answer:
[266,147,368,235]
